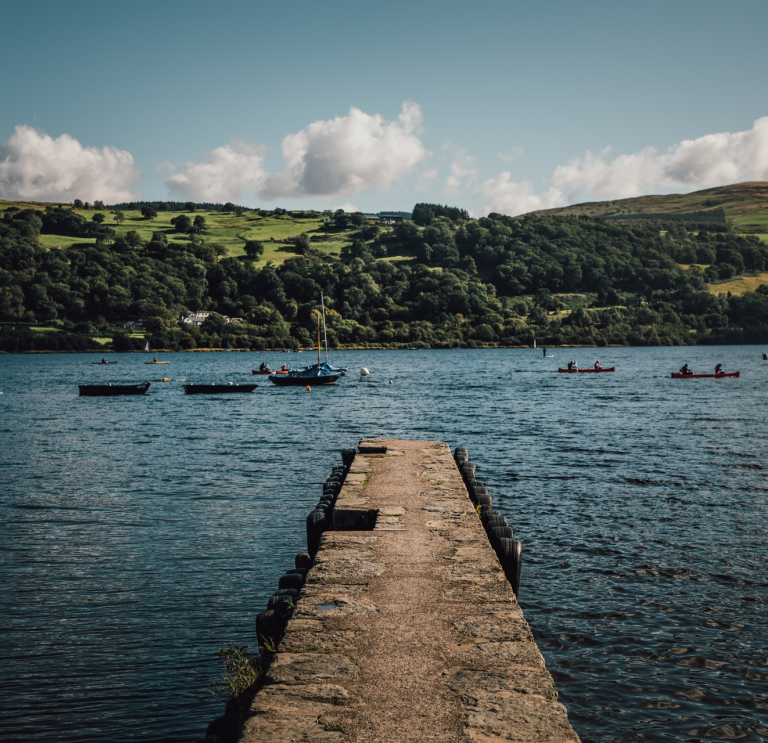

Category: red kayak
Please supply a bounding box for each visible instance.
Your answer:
[253,369,288,375]
[671,371,740,379]
[558,367,615,373]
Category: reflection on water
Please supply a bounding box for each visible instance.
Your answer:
[0,347,766,742]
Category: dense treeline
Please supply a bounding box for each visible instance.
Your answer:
[2,203,768,352]
[412,203,471,226]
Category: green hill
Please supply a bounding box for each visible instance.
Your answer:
[531,181,768,240]
[0,200,353,264]
[2,198,768,353]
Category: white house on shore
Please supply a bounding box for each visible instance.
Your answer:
[180,311,242,326]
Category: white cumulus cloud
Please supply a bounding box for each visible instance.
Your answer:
[260,102,427,200]
[440,147,478,198]
[474,116,768,216]
[163,141,268,203]
[553,116,768,199]
[333,202,360,213]
[0,125,140,203]
[497,146,524,163]
[414,168,438,192]
[474,174,564,216]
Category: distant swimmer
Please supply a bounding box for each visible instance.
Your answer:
[567,360,577,370]
[594,360,602,370]
[715,363,724,374]
[680,363,692,375]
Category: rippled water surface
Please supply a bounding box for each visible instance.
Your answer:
[1,347,766,742]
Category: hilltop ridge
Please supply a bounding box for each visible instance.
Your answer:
[530,181,768,238]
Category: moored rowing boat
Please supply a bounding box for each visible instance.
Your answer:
[671,371,740,379]
[558,367,615,373]
[79,383,150,396]
[183,384,258,394]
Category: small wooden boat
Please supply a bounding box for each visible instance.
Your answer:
[91,361,118,365]
[79,383,150,396]
[671,371,740,379]
[183,383,258,394]
[253,369,288,375]
[145,361,170,365]
[558,367,615,373]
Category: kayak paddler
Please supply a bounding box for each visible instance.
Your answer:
[281,363,289,371]
[101,357,108,364]
[680,363,692,375]
[153,356,158,363]
[594,360,602,370]
[567,360,576,370]
[715,363,724,374]
[259,361,269,372]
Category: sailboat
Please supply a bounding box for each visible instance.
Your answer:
[269,295,344,386]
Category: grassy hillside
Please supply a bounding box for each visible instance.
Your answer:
[0,201,353,264]
[532,181,768,241]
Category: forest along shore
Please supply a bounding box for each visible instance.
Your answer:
[2,199,768,355]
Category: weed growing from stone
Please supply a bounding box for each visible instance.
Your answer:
[211,643,260,702]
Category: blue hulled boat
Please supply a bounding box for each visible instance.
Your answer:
[269,294,347,386]
[269,361,342,386]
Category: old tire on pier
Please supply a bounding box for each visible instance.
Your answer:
[496,538,522,596]
[306,509,327,554]
[491,525,514,546]
[279,572,304,590]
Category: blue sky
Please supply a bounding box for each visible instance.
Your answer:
[2,0,767,214]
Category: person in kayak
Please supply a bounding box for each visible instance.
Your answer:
[101,357,108,364]
[594,360,602,370]
[259,361,269,372]
[715,363,724,374]
[281,363,289,371]
[153,356,158,363]
[680,363,692,375]
[567,360,577,370]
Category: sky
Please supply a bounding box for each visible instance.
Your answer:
[1,0,768,216]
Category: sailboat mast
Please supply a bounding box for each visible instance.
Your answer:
[317,312,321,367]
[321,293,329,364]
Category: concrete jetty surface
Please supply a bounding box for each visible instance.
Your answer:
[241,439,579,742]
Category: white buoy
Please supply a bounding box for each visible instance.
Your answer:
[360,367,370,377]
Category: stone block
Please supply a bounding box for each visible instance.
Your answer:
[265,653,360,686]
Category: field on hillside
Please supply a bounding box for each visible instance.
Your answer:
[0,202,358,264]
[533,182,768,242]
[708,272,768,296]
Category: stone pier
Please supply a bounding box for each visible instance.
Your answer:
[240,439,579,743]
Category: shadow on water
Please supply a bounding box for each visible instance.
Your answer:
[0,346,767,741]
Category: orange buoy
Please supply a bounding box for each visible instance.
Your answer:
[162,377,169,382]
[306,385,311,392]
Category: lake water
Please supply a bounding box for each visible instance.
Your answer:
[0,347,766,742]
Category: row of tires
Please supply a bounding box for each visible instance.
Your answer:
[194,449,357,743]
[454,447,522,596]
[256,448,356,654]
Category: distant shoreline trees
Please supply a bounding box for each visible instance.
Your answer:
[1,202,767,352]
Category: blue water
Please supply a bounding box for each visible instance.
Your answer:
[0,347,766,742]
